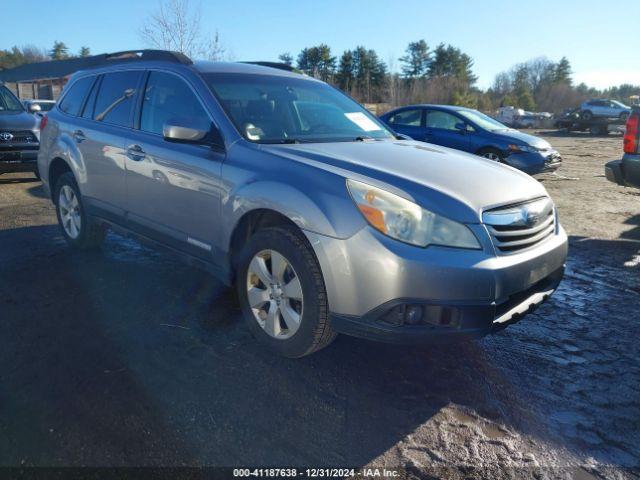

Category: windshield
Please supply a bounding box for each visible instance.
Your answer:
[204,73,394,143]
[611,100,629,108]
[0,86,24,112]
[457,110,508,132]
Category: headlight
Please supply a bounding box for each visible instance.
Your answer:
[508,144,539,153]
[347,179,480,249]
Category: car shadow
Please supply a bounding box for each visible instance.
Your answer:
[0,225,550,468]
[621,214,640,242]
[0,175,39,185]
[26,183,49,199]
[1,225,638,469]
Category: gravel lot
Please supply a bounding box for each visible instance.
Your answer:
[0,132,638,479]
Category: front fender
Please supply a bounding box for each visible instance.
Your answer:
[222,180,367,246]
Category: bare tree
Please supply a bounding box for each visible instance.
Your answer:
[140,0,225,60]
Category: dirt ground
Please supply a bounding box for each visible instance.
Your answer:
[0,132,638,479]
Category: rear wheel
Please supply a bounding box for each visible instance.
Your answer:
[54,172,105,250]
[236,226,336,358]
[478,148,504,162]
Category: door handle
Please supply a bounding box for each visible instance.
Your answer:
[126,144,146,161]
[73,130,86,143]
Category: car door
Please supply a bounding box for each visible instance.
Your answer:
[592,100,607,117]
[75,70,145,221]
[125,70,224,260]
[385,108,425,140]
[424,109,470,151]
[605,101,618,117]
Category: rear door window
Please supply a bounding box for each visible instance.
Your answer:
[389,109,423,127]
[59,76,94,116]
[93,71,143,127]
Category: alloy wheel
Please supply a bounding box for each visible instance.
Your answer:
[483,152,501,161]
[246,249,303,340]
[58,185,82,239]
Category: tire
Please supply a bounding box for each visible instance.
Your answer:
[236,226,336,358]
[581,110,593,121]
[33,169,41,180]
[477,148,504,162]
[54,172,105,250]
[620,112,629,122]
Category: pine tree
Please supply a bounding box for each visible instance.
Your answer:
[50,41,69,60]
[554,57,572,85]
[278,53,293,66]
[296,44,336,81]
[399,40,430,78]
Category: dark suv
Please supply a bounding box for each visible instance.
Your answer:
[0,84,41,178]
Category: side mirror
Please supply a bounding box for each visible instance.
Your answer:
[28,103,42,113]
[163,121,225,150]
[454,122,467,133]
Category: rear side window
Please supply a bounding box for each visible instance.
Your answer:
[140,71,210,135]
[93,71,143,127]
[58,76,94,116]
[81,76,101,119]
[390,109,422,127]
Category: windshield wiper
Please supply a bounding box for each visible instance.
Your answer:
[354,135,376,141]
[261,138,302,144]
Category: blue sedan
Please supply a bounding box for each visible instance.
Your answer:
[380,105,562,175]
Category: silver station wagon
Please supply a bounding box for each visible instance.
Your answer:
[38,50,568,357]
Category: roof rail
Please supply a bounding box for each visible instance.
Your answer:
[242,61,298,72]
[104,50,193,65]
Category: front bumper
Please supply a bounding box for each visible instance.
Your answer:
[606,154,640,189]
[505,150,562,175]
[0,148,38,173]
[305,224,568,343]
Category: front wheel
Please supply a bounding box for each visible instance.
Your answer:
[236,226,336,358]
[54,172,105,249]
[620,112,629,122]
[581,110,593,121]
[478,148,504,162]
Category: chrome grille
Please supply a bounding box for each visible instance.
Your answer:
[483,197,556,254]
[0,130,38,144]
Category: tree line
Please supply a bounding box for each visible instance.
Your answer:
[2,36,639,114]
[281,40,639,113]
[0,42,92,69]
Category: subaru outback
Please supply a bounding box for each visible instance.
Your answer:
[38,50,568,358]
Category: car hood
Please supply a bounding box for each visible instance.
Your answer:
[491,129,552,149]
[0,111,39,131]
[264,140,548,223]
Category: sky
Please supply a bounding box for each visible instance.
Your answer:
[1,0,638,90]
